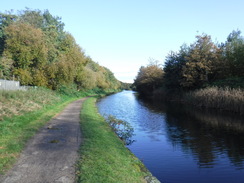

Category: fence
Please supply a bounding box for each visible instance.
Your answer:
[0,79,29,91]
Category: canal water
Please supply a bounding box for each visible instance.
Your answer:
[96,91,244,183]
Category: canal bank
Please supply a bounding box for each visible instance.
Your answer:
[77,97,160,183]
[97,91,244,183]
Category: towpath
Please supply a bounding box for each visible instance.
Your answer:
[0,98,86,183]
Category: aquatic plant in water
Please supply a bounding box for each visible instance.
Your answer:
[106,115,135,145]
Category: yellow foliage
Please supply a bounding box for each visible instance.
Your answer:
[32,69,48,87]
[4,22,48,69]
[0,9,120,91]
[13,68,32,85]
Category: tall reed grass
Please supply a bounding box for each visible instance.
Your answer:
[186,87,244,114]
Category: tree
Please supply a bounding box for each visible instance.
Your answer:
[77,59,121,91]
[13,68,32,85]
[18,9,44,29]
[0,56,13,78]
[4,22,48,69]
[164,44,189,91]
[134,61,164,96]
[18,8,65,64]
[31,68,48,86]
[18,9,64,32]
[224,30,244,77]
[0,8,121,91]
[180,34,220,89]
[0,11,18,55]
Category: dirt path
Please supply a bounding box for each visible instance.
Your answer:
[0,98,86,183]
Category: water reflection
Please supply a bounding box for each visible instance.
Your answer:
[140,98,244,169]
[97,91,244,182]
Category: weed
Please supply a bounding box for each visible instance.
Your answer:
[105,115,135,145]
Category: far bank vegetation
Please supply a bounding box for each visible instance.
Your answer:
[133,32,244,114]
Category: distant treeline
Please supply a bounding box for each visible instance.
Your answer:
[0,9,123,91]
[134,32,244,95]
[133,32,244,113]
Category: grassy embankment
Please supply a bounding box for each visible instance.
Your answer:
[0,87,111,174]
[0,88,77,174]
[77,97,154,183]
[0,88,153,183]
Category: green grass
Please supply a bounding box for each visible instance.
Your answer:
[77,97,148,183]
[0,87,120,175]
[0,88,155,182]
[0,88,62,120]
[0,91,76,174]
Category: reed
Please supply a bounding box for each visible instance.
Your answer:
[186,87,244,114]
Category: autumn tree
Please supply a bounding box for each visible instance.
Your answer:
[2,22,48,85]
[4,22,48,68]
[0,8,120,91]
[134,30,244,99]
[0,12,17,78]
[134,61,164,96]
[180,34,220,89]
[103,67,120,90]
[71,57,120,91]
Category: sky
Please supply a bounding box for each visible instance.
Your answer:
[1,0,244,83]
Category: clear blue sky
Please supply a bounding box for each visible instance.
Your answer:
[1,0,244,83]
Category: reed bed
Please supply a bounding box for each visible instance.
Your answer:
[186,87,244,114]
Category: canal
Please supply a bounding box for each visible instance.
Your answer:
[96,91,244,183]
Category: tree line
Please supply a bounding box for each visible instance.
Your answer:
[134,31,244,97]
[0,9,121,91]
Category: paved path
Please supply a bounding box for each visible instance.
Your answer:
[0,98,86,183]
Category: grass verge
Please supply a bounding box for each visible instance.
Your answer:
[0,87,120,175]
[0,95,76,174]
[0,88,61,120]
[77,97,151,183]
